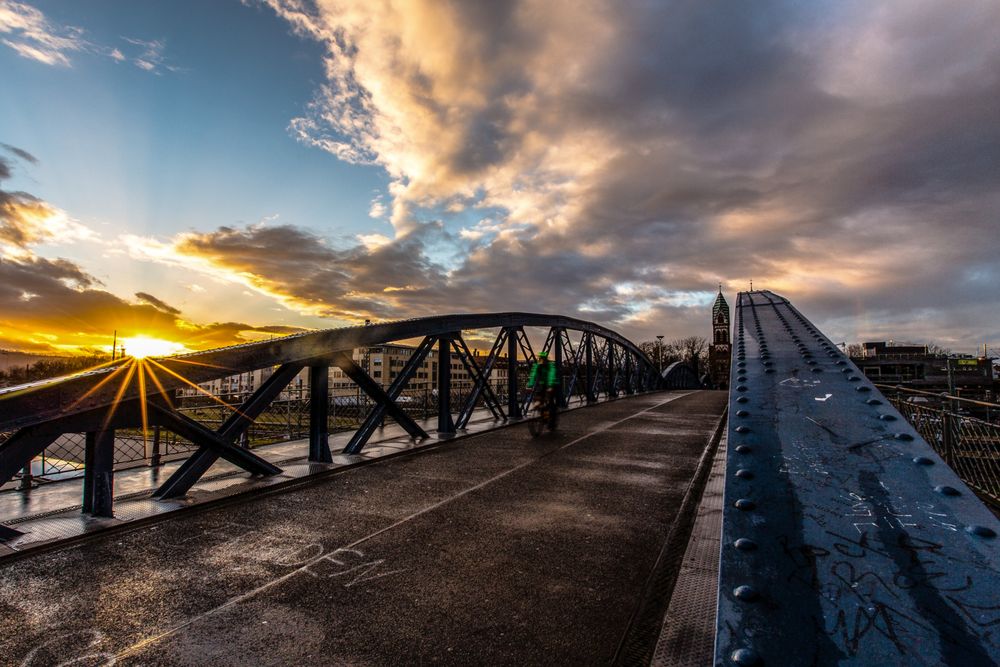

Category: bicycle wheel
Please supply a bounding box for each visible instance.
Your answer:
[527,406,543,437]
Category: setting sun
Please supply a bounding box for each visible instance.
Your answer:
[120,336,188,359]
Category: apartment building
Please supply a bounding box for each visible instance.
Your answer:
[182,342,509,400]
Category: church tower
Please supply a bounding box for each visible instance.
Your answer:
[708,286,731,389]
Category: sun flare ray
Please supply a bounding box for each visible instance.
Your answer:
[146,358,251,421]
[102,360,138,431]
[143,363,176,411]
[67,362,132,411]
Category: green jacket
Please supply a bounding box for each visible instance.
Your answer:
[528,360,558,388]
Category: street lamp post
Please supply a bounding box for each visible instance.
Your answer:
[656,335,664,376]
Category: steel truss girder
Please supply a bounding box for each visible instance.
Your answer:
[591,337,610,397]
[584,332,597,403]
[338,346,431,453]
[151,401,282,477]
[607,342,619,398]
[505,327,522,420]
[0,313,661,518]
[0,313,658,434]
[552,327,568,408]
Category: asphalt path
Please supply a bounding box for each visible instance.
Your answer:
[0,390,726,666]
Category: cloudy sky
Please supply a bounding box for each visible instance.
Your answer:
[1,0,998,355]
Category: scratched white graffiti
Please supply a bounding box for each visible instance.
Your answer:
[19,629,115,667]
[301,548,407,588]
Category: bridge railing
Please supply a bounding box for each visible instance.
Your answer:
[1,360,632,491]
[877,383,1000,508]
[0,314,673,529]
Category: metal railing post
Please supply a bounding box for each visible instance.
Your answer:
[151,425,162,467]
[18,463,32,490]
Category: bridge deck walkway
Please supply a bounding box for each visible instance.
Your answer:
[0,390,725,666]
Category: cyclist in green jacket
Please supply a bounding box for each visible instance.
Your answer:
[527,351,559,430]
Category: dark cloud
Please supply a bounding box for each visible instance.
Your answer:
[174,223,450,320]
[1,143,38,165]
[134,291,182,316]
[249,0,1000,350]
[253,325,312,335]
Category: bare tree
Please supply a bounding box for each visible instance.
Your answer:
[926,342,952,357]
[672,336,708,374]
[846,343,865,358]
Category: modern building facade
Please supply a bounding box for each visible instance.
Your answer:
[854,341,995,401]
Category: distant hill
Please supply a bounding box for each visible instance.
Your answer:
[0,350,73,373]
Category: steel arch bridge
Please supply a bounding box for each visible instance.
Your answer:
[0,313,682,523]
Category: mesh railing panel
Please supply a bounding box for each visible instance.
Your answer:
[888,393,1000,508]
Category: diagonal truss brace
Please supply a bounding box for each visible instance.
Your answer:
[454,332,506,429]
[150,403,281,476]
[341,340,433,455]
[154,363,303,499]
[562,330,586,402]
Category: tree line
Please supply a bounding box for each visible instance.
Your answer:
[0,353,111,387]
[638,336,709,375]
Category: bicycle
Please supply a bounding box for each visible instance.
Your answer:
[527,390,559,437]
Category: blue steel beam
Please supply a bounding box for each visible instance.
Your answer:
[716,291,1000,666]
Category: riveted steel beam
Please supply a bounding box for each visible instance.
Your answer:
[717,290,1000,666]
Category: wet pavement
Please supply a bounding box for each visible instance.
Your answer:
[0,391,726,666]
